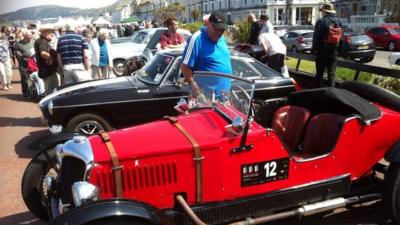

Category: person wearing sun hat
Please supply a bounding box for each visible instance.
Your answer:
[34,24,59,95]
[311,2,343,88]
[181,12,232,98]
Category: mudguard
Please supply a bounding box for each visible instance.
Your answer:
[49,199,172,225]
[28,132,81,151]
[385,140,400,163]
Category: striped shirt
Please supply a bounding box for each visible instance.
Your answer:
[56,31,88,65]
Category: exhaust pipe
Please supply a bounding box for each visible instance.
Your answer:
[176,193,381,225]
[230,193,381,225]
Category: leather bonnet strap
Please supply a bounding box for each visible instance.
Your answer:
[164,116,204,203]
[99,131,123,198]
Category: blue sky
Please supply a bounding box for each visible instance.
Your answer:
[0,0,118,14]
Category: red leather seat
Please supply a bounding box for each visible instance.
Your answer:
[303,113,345,155]
[271,105,311,152]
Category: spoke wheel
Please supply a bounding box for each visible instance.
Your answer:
[21,147,59,221]
[66,113,113,136]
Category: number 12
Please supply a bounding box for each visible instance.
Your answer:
[264,161,277,178]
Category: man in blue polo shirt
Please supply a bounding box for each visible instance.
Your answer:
[181,12,232,97]
[57,23,91,84]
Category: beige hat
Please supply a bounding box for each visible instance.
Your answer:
[320,3,336,14]
[39,24,55,32]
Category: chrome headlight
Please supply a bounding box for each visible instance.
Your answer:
[72,181,99,207]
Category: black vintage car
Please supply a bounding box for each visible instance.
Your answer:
[39,49,296,135]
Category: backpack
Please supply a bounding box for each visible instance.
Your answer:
[324,17,342,45]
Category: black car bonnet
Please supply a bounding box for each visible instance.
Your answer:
[288,87,382,122]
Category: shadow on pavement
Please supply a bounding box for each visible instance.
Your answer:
[15,129,50,158]
[0,116,44,127]
[1,93,38,103]
[0,211,44,225]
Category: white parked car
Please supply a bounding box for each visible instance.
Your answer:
[389,52,400,68]
[112,28,192,76]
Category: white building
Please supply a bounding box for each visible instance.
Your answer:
[112,4,133,23]
[134,0,326,25]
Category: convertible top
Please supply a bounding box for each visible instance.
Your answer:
[288,87,382,122]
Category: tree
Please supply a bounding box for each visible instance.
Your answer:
[154,3,185,22]
[191,9,200,22]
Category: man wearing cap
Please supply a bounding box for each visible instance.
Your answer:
[181,12,232,97]
[34,25,59,95]
[311,3,343,88]
[57,22,91,84]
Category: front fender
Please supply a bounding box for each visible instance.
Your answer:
[28,132,81,151]
[49,199,172,225]
[385,140,400,163]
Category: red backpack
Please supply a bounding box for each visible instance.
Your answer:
[324,18,342,45]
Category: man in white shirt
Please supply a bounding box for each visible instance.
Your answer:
[258,32,286,73]
[259,15,274,34]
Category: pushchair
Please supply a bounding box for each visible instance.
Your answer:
[25,56,45,101]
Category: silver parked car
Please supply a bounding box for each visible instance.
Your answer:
[282,30,314,52]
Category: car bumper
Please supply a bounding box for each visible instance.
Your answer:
[341,49,376,59]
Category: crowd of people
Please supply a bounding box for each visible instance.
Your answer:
[0,2,342,98]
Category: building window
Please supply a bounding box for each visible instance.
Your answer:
[245,0,247,4]
[219,1,222,9]
[212,2,214,10]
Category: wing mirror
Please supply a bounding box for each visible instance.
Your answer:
[174,97,189,114]
[226,116,244,135]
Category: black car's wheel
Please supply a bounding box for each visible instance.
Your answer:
[396,59,400,65]
[84,217,151,225]
[388,41,397,51]
[383,163,400,224]
[113,59,127,76]
[66,113,112,135]
[21,147,59,221]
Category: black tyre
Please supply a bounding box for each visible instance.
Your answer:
[21,148,58,221]
[339,81,400,112]
[388,41,397,51]
[84,217,151,225]
[396,59,400,66]
[383,163,400,224]
[113,59,127,76]
[66,113,113,135]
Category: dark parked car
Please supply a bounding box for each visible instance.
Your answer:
[366,25,400,51]
[339,32,376,63]
[39,49,296,135]
[23,74,400,225]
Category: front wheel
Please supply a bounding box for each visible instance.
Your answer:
[383,163,400,224]
[388,41,397,51]
[21,147,59,221]
[66,113,113,135]
[113,59,127,76]
[83,217,151,225]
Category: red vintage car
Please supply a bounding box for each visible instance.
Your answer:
[22,72,400,225]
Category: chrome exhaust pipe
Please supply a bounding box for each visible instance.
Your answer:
[229,193,381,225]
[177,193,381,225]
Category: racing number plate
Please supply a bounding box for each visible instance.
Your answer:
[241,158,289,187]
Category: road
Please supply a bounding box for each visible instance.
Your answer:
[0,53,396,225]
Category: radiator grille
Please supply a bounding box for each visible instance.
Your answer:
[95,161,178,194]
